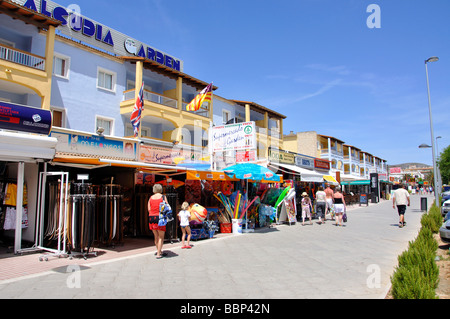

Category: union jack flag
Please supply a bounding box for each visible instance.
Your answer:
[131,82,144,137]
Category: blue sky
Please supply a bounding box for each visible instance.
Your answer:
[57,0,450,166]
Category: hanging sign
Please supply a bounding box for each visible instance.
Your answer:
[212,122,256,152]
[0,101,52,135]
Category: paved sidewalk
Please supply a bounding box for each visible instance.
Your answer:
[0,194,431,299]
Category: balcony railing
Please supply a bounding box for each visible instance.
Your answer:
[182,102,210,118]
[123,89,177,109]
[0,44,45,71]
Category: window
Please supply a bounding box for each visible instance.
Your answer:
[0,38,14,48]
[222,110,231,124]
[97,68,116,92]
[53,54,70,79]
[51,108,65,128]
[96,116,114,136]
[125,125,150,137]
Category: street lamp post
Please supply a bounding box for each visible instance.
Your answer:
[425,56,440,206]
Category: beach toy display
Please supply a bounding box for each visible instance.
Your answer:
[189,203,208,224]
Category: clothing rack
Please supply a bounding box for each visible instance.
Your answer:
[67,194,97,260]
[97,184,123,247]
[19,172,69,261]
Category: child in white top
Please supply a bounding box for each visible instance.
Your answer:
[178,202,192,249]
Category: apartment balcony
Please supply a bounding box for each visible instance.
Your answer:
[123,89,178,110]
[120,88,212,138]
[321,148,344,157]
[343,155,361,164]
[0,44,46,71]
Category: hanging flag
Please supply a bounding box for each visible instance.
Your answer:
[186,83,213,112]
[131,82,144,137]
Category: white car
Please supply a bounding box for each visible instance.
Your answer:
[440,219,450,244]
[442,199,450,217]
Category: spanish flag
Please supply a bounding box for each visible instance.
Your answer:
[186,83,213,112]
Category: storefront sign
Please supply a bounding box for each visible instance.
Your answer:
[236,150,256,163]
[50,129,137,160]
[0,101,52,135]
[389,167,402,174]
[17,0,183,71]
[212,122,256,152]
[294,155,315,169]
[139,144,202,165]
[315,158,331,170]
[268,148,295,165]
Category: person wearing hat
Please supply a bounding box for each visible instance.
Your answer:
[301,192,313,226]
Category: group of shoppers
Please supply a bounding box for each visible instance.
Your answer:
[300,185,347,226]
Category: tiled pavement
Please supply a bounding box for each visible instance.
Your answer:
[0,194,431,299]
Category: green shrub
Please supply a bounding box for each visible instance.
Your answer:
[391,212,440,299]
[421,212,441,234]
[391,266,438,299]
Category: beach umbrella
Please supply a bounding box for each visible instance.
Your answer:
[177,160,211,171]
[221,163,280,182]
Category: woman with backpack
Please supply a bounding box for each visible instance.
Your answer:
[148,184,168,259]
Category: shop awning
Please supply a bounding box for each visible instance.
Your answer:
[324,175,339,185]
[186,170,238,181]
[269,163,324,182]
[0,131,57,162]
[340,180,370,186]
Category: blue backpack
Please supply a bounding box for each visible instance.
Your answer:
[158,198,173,227]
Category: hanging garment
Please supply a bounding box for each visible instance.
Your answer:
[3,183,28,206]
[3,207,28,230]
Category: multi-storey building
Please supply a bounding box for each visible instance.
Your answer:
[283,131,388,181]
[0,0,287,251]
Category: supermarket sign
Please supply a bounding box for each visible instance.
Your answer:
[212,122,256,152]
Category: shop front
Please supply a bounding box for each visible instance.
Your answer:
[0,103,57,254]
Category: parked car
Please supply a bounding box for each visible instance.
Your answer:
[442,200,450,217]
[442,191,450,197]
[440,219,450,244]
[445,212,450,222]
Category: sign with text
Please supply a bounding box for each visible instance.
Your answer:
[236,150,257,163]
[0,101,52,135]
[268,148,295,165]
[211,122,256,152]
[389,167,402,174]
[51,129,137,160]
[139,144,202,165]
[315,158,331,170]
[16,0,183,71]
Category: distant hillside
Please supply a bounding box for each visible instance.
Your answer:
[389,163,431,169]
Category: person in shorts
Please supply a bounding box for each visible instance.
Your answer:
[148,184,167,259]
[315,186,327,224]
[392,184,410,228]
[301,192,313,226]
[178,202,192,249]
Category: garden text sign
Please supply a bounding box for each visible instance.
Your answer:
[212,122,256,152]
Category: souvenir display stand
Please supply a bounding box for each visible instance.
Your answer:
[277,188,297,225]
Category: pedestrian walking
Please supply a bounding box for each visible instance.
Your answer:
[325,184,334,220]
[315,186,327,224]
[333,187,346,226]
[148,184,167,259]
[178,202,192,249]
[301,192,313,226]
[392,184,410,228]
